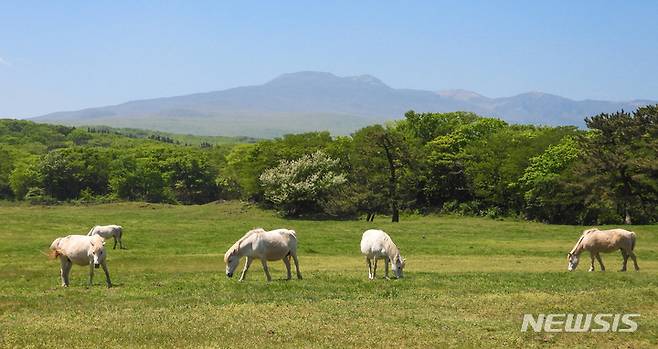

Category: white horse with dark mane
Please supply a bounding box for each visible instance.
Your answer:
[567,228,639,272]
[224,228,302,282]
[49,234,112,287]
[360,229,405,279]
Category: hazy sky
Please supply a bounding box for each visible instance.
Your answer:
[2,1,657,117]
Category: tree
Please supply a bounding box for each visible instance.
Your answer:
[110,156,172,203]
[351,124,408,222]
[260,150,347,216]
[9,155,41,200]
[0,145,16,198]
[163,152,218,204]
[418,116,507,208]
[461,125,577,214]
[225,132,334,200]
[518,136,583,223]
[574,106,658,224]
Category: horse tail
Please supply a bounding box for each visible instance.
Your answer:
[48,238,63,259]
[47,249,61,259]
[117,226,123,240]
[288,229,297,239]
[630,232,636,251]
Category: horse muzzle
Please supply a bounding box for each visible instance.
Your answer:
[94,263,100,269]
[226,272,233,278]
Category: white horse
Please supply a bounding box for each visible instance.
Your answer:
[88,225,124,250]
[49,234,112,287]
[360,229,405,279]
[567,228,639,272]
[224,228,302,282]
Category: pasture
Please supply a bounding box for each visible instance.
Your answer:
[0,201,657,348]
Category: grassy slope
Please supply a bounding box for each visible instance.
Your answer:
[78,125,260,145]
[0,202,656,348]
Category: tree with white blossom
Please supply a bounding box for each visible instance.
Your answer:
[260,150,347,216]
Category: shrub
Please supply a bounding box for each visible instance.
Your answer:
[260,150,347,216]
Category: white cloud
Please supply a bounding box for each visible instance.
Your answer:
[0,56,10,66]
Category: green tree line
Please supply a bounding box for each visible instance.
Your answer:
[1,105,657,224]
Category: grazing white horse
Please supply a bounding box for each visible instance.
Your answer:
[88,225,124,250]
[224,228,302,282]
[567,228,639,272]
[360,229,405,279]
[49,234,112,287]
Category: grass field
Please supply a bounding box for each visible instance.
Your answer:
[1,202,657,348]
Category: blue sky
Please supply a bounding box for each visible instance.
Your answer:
[1,1,657,117]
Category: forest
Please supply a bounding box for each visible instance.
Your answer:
[1,105,657,225]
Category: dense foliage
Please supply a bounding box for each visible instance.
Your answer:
[260,150,347,216]
[1,106,657,224]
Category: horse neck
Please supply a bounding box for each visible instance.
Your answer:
[384,240,400,260]
[570,235,586,255]
[236,235,255,257]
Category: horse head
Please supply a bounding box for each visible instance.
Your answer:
[392,254,406,278]
[88,235,106,269]
[567,252,579,271]
[224,247,240,278]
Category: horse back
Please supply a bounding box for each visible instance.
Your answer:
[584,229,634,252]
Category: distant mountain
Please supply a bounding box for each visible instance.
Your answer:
[33,71,656,137]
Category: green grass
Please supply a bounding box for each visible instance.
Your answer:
[0,202,657,348]
[80,125,260,145]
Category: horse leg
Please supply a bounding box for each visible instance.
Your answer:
[88,262,95,287]
[629,252,640,271]
[372,259,378,279]
[101,261,112,288]
[620,249,628,272]
[113,237,117,250]
[292,253,302,280]
[366,257,373,279]
[260,259,272,282]
[588,252,595,272]
[384,257,390,279]
[595,253,605,271]
[239,256,253,281]
[60,257,71,287]
[283,256,292,280]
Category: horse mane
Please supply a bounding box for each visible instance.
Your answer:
[570,228,598,255]
[224,228,265,262]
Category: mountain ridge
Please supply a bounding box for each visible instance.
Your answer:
[33,71,656,138]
